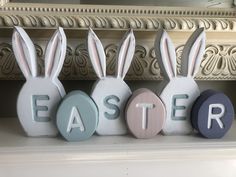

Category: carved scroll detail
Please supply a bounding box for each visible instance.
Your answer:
[0,42,236,80]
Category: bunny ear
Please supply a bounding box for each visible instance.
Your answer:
[154,28,176,80]
[12,26,37,79]
[87,28,106,79]
[44,27,67,79]
[181,28,206,77]
[116,29,135,79]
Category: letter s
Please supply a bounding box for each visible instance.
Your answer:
[103,95,120,120]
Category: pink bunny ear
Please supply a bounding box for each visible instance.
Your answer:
[12,26,37,79]
[44,27,67,79]
[116,29,135,79]
[87,28,106,79]
[155,28,176,80]
[181,28,206,77]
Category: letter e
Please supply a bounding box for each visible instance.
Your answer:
[171,94,189,120]
[32,95,50,122]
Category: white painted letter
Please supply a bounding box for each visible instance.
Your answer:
[208,104,225,129]
[136,103,155,130]
[67,107,85,133]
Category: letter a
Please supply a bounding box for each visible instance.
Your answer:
[67,107,85,133]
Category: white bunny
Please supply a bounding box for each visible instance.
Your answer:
[155,28,206,135]
[12,26,67,137]
[88,28,135,135]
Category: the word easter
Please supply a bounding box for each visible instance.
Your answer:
[12,26,235,142]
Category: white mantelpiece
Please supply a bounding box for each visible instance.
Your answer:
[1,118,236,177]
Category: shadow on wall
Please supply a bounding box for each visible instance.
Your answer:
[0,80,235,117]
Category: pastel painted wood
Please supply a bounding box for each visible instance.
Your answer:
[56,91,98,142]
[88,28,135,135]
[155,28,206,135]
[126,89,166,139]
[191,90,234,139]
[191,89,216,131]
[12,26,67,137]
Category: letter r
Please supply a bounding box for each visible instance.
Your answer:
[208,104,225,129]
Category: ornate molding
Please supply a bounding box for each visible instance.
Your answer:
[1,14,236,31]
[200,44,236,79]
[0,3,235,31]
[0,3,236,80]
[0,42,236,80]
[0,0,8,7]
[1,3,236,17]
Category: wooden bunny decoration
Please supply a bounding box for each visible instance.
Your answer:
[12,26,67,137]
[88,28,135,135]
[155,28,206,135]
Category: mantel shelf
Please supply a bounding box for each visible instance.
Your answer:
[1,118,236,177]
